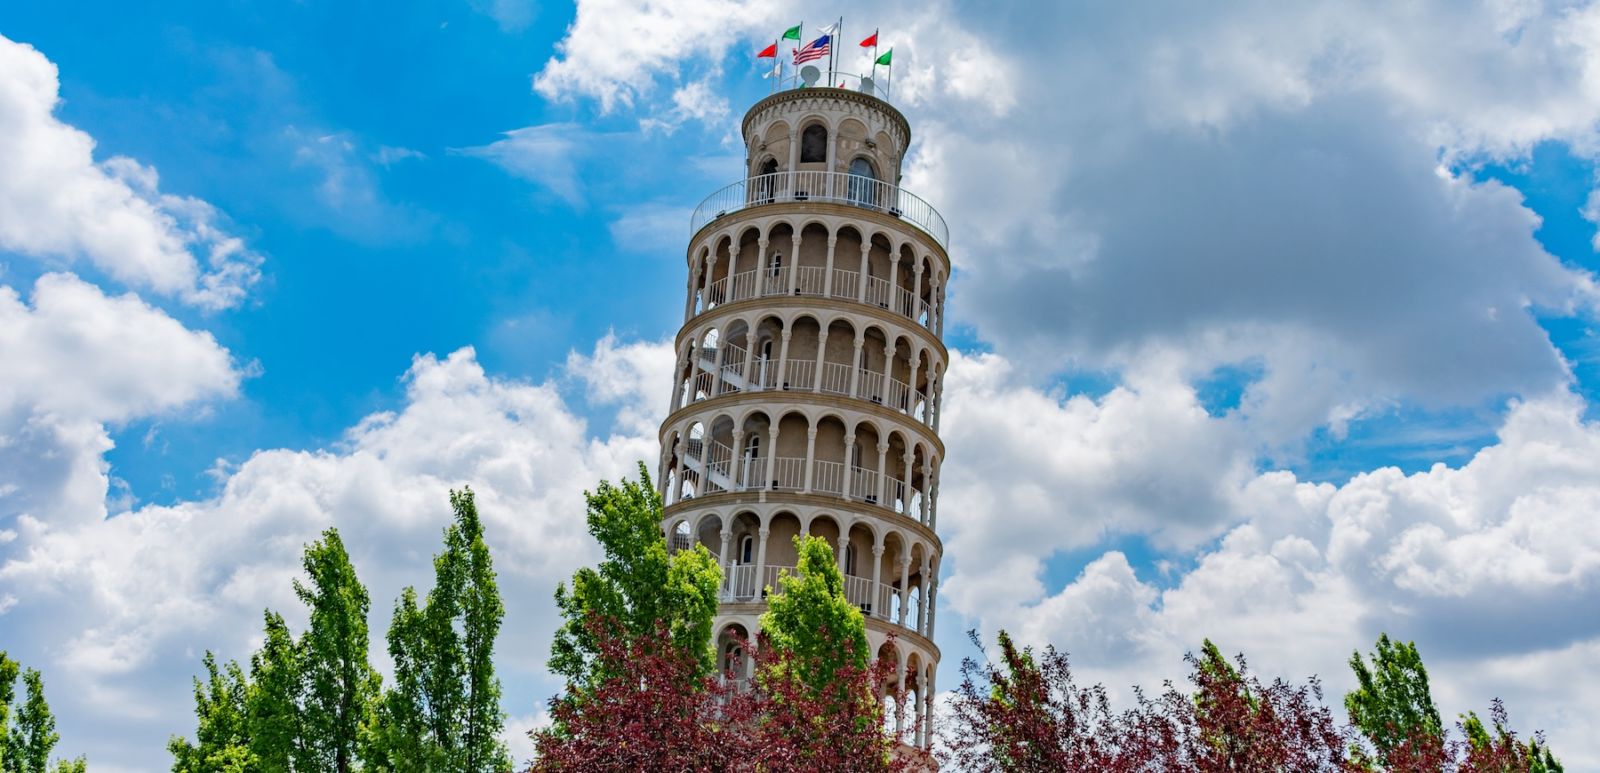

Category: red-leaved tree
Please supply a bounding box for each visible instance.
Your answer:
[943,633,1354,772]
[530,616,926,772]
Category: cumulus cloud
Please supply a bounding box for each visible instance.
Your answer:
[939,352,1600,767]
[0,34,261,309]
[0,273,242,529]
[0,340,673,769]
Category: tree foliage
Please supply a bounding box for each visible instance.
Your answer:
[1346,634,1443,768]
[0,657,84,773]
[548,464,722,697]
[530,616,914,772]
[364,487,510,771]
[946,634,1354,771]
[759,535,871,699]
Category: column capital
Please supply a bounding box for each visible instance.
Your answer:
[877,441,890,454]
[781,329,793,341]
[872,544,885,558]
[807,427,818,440]
[758,527,771,538]
[828,235,838,247]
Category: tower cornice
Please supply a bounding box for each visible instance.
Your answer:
[741,87,912,154]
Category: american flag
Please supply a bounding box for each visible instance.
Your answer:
[793,34,830,64]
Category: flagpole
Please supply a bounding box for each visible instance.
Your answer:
[835,17,844,86]
[871,28,879,84]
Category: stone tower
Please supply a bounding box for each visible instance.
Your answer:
[658,76,948,749]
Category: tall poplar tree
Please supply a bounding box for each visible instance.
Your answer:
[295,528,381,773]
[1346,633,1443,766]
[365,488,510,771]
[167,653,253,771]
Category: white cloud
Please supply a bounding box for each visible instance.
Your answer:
[532,0,779,111]
[455,124,589,206]
[0,340,673,769]
[0,34,261,309]
[0,273,242,529]
[939,351,1600,766]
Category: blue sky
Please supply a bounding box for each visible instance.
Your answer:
[3,1,1600,769]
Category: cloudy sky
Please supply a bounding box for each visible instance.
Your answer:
[3,0,1600,768]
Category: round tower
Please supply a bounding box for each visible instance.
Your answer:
[658,81,948,750]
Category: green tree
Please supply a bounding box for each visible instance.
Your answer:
[759,535,870,697]
[365,488,510,771]
[295,528,381,773]
[167,653,254,772]
[3,667,73,773]
[548,464,722,694]
[1346,633,1443,765]
[0,652,16,768]
[247,610,308,770]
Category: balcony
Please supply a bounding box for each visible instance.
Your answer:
[691,171,948,250]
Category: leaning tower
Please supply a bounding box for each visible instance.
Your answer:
[658,72,948,750]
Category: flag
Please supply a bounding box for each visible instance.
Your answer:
[860,31,878,48]
[781,23,803,40]
[817,22,838,36]
[875,48,892,65]
[793,34,830,64]
[757,42,777,58]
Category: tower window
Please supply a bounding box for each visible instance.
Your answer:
[740,535,754,564]
[844,543,857,576]
[800,124,828,163]
[769,252,782,276]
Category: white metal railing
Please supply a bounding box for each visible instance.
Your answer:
[887,478,908,514]
[812,460,845,495]
[784,360,816,391]
[849,466,880,504]
[843,574,877,614]
[688,372,714,403]
[832,268,860,300]
[750,359,777,390]
[795,266,827,296]
[691,171,949,249]
[761,270,788,296]
[726,564,760,600]
[857,368,884,403]
[730,270,757,302]
[819,362,852,395]
[864,276,892,309]
[770,457,806,490]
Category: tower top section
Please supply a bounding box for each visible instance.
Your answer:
[740,87,912,187]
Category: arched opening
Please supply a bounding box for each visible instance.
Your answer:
[756,157,779,203]
[848,156,878,207]
[800,124,828,163]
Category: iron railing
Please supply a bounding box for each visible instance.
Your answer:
[690,171,948,249]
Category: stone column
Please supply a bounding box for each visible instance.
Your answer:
[764,425,780,491]
[756,236,770,296]
[811,326,828,393]
[887,246,900,313]
[740,328,758,390]
[842,431,856,499]
[870,543,885,619]
[754,525,770,599]
[857,243,871,303]
[911,261,925,321]
[918,556,932,634]
[722,242,738,304]
[878,342,896,404]
[671,439,687,504]
[787,233,802,294]
[775,327,793,390]
[718,529,733,594]
[901,449,915,514]
[730,428,746,489]
[847,336,865,398]
[823,234,837,296]
[874,441,889,504]
[905,348,922,416]
[802,426,818,493]
[897,555,911,626]
[920,461,933,525]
